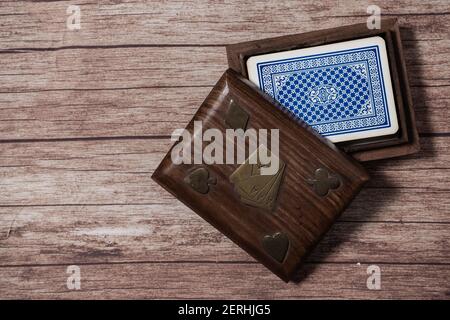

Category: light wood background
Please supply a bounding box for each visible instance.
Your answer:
[0,0,449,299]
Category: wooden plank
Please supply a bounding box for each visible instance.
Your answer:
[413,86,450,134]
[0,203,449,266]
[0,137,448,266]
[0,262,448,299]
[7,185,447,224]
[0,87,212,140]
[0,40,448,93]
[0,1,449,48]
[0,68,447,141]
[0,137,447,206]
[345,188,450,222]
[0,47,227,92]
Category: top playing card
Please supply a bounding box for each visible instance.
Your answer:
[247,36,399,143]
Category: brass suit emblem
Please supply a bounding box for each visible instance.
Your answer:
[225,100,249,131]
[262,232,290,263]
[307,167,341,196]
[184,167,216,194]
[230,146,285,211]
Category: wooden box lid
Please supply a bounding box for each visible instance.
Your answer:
[152,69,369,281]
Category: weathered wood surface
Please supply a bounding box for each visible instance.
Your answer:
[0,31,448,140]
[0,41,448,92]
[1,203,449,266]
[0,263,448,299]
[0,0,449,299]
[0,137,447,206]
[0,84,448,140]
[1,1,449,47]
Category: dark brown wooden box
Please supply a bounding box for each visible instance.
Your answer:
[152,69,369,281]
[226,19,420,162]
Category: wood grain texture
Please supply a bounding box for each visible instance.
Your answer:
[0,137,447,206]
[0,41,447,92]
[0,136,448,270]
[0,39,447,140]
[1,1,449,47]
[1,204,449,266]
[0,263,448,299]
[0,85,447,140]
[0,0,449,298]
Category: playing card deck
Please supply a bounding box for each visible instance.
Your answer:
[227,18,420,161]
[246,36,399,143]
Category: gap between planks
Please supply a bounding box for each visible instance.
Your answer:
[0,38,438,53]
[1,260,449,270]
[0,132,447,144]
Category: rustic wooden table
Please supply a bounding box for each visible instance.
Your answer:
[0,0,448,299]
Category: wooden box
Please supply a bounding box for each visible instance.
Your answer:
[226,19,420,162]
[152,69,369,281]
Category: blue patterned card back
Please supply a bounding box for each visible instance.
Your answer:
[247,37,398,143]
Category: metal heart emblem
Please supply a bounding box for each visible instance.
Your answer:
[262,232,289,263]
